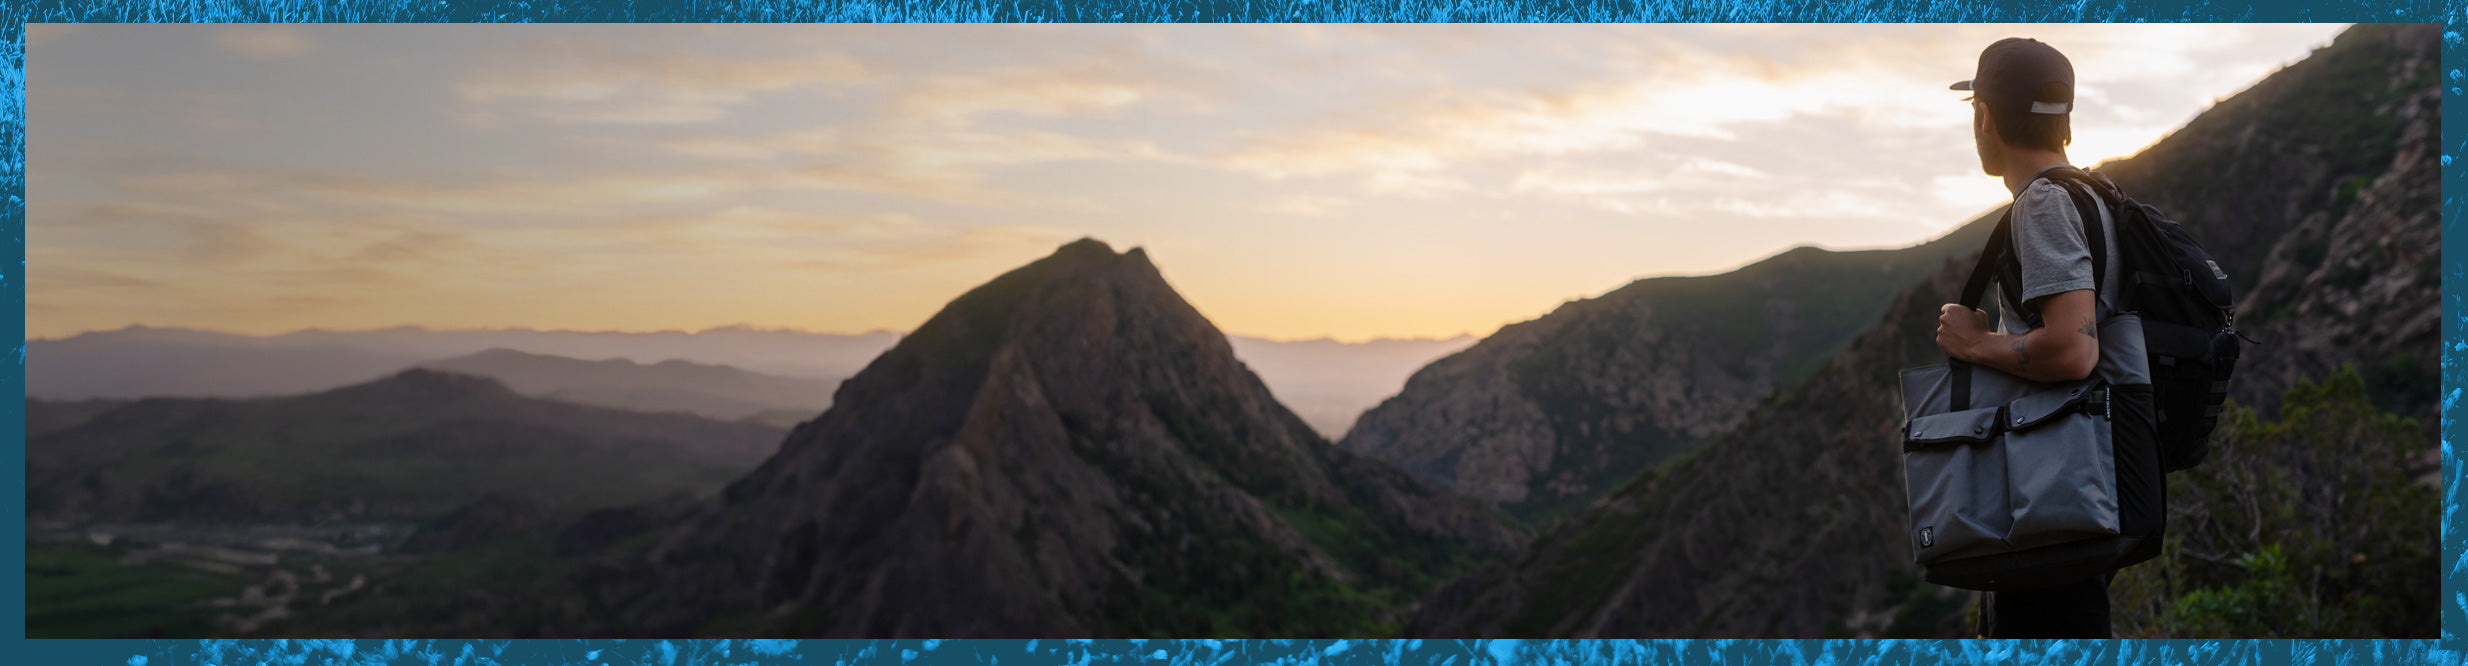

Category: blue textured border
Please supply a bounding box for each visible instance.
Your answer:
[4,1,2460,664]
[5,639,2468,666]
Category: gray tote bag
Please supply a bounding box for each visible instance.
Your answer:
[1898,312,2160,591]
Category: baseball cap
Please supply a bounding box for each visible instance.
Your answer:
[1950,37,2075,115]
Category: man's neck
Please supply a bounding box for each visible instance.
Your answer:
[2001,148,2072,196]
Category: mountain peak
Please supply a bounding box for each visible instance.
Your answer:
[610,238,1512,637]
[1039,237,1157,273]
[1053,236,1117,258]
[355,368,523,401]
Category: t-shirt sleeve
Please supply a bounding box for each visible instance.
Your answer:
[2011,180,2095,308]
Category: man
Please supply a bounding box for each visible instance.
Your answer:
[1933,37,2123,638]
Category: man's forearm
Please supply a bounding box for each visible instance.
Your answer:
[1960,330,2033,378]
[1960,327,2092,383]
[1933,291,2100,382]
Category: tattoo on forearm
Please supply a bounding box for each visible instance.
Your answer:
[2010,336,2031,368]
[2077,317,2098,340]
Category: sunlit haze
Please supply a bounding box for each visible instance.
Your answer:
[29,24,2347,341]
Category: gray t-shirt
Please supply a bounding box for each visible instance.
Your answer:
[1994,165,2120,335]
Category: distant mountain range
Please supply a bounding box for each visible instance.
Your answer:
[27,369,786,525]
[1227,335,1478,436]
[1403,22,2440,639]
[34,326,1462,439]
[418,348,839,428]
[26,325,901,400]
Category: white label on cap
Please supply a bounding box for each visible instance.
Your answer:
[2031,101,2070,114]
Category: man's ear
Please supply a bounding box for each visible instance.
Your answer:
[1973,102,2005,177]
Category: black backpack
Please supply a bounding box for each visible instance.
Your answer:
[1987,166,2245,472]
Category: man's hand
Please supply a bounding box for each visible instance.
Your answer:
[1935,303,1994,361]
[1933,290,2100,382]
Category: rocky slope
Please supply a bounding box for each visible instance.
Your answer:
[1340,225,1994,521]
[2108,25,2443,420]
[576,239,1516,638]
[1403,22,2439,638]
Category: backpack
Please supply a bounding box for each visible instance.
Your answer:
[2009,166,2245,473]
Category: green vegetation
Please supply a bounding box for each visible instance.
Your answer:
[2360,350,2439,418]
[289,531,589,637]
[1115,386,1481,637]
[2110,365,2436,638]
[1502,502,1657,637]
[28,522,617,639]
[27,542,238,638]
[2330,173,2376,222]
[1879,568,1970,638]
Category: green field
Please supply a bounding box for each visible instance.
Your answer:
[28,541,246,638]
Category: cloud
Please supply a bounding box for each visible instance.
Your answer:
[41,201,276,265]
[660,130,839,161]
[303,172,755,216]
[28,205,436,337]
[455,35,867,126]
[1510,157,1765,198]
[215,26,316,59]
[32,266,164,292]
[1261,195,1351,218]
[893,67,1151,124]
[350,230,480,265]
[635,50,1199,206]
[1205,24,2339,200]
[1220,126,1449,180]
[1217,58,1965,194]
[49,87,258,131]
[783,223,1077,272]
[660,126,1180,208]
[93,160,766,221]
[605,205,1073,273]
[618,205,865,247]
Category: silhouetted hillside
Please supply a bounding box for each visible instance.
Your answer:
[28,369,786,524]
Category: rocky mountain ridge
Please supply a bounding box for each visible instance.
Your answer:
[1341,225,1995,521]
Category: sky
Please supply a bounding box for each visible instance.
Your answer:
[28,24,2350,342]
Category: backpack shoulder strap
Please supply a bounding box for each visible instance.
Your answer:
[2031,166,2111,299]
[1958,210,2014,312]
[1950,210,2012,411]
